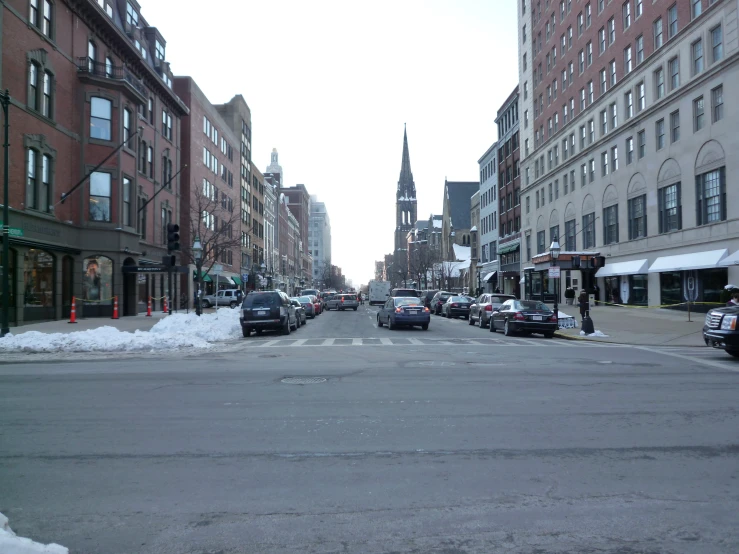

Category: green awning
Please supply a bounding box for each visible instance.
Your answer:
[498,243,520,255]
[201,272,212,283]
[232,276,242,285]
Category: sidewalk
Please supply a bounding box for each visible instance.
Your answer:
[555,304,707,347]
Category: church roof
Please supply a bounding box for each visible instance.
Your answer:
[397,125,416,200]
[445,181,479,230]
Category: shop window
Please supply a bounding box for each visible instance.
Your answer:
[23,248,55,321]
[660,271,682,306]
[630,274,648,305]
[702,268,727,304]
[0,248,17,323]
[82,256,113,304]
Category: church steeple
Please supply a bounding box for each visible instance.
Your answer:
[397,124,416,200]
[394,125,418,255]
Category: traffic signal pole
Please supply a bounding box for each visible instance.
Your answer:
[166,223,180,316]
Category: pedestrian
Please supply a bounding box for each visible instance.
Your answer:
[578,290,590,321]
[727,291,739,307]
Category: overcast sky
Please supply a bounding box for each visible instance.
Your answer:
[142,0,519,286]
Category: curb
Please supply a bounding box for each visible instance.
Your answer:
[554,331,706,348]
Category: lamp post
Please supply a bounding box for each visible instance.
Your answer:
[260,262,266,291]
[1,90,10,338]
[550,240,561,328]
[476,261,483,297]
[193,237,203,316]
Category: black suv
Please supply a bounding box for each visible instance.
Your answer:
[703,305,739,358]
[390,288,421,298]
[240,291,297,337]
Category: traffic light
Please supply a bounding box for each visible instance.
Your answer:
[167,223,180,252]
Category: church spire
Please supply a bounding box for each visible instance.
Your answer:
[397,125,415,199]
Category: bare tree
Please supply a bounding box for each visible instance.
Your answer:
[180,183,243,279]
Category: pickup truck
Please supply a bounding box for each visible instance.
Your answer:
[201,289,243,308]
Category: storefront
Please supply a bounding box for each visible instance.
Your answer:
[649,249,728,312]
[498,242,520,297]
[528,251,602,304]
[595,259,649,306]
[479,261,499,293]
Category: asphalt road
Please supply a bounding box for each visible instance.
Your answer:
[1,305,739,553]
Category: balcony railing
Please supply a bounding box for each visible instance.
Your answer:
[77,58,147,98]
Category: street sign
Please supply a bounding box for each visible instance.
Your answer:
[214,264,223,273]
[241,273,249,283]
[0,222,23,237]
[548,266,561,278]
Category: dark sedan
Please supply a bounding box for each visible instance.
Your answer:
[430,291,453,315]
[490,299,557,337]
[441,295,472,319]
[703,305,739,358]
[377,297,430,330]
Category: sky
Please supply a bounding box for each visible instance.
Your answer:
[142,0,519,286]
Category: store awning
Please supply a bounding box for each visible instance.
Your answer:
[720,250,739,266]
[231,276,242,286]
[498,242,520,255]
[648,249,728,273]
[200,272,213,283]
[214,274,232,285]
[595,259,648,278]
[483,271,497,282]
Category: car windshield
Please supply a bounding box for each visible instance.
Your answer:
[491,295,512,303]
[438,294,451,300]
[517,300,550,311]
[245,293,279,307]
[450,296,468,302]
[299,296,312,303]
[395,297,422,306]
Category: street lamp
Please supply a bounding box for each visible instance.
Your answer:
[260,262,266,291]
[476,261,483,297]
[1,90,10,338]
[193,237,203,316]
[550,240,561,328]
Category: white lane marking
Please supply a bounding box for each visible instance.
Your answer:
[289,339,307,347]
[634,346,739,373]
[379,338,393,345]
[256,340,279,347]
[407,338,425,345]
[323,338,335,346]
[352,338,362,345]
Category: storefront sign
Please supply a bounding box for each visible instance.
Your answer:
[0,222,23,237]
[548,266,561,278]
[121,266,189,274]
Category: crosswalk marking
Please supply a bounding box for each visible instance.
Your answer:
[379,338,393,345]
[238,337,617,349]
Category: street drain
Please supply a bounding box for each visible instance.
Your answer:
[281,377,327,385]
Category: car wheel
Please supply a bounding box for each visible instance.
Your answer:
[388,318,395,330]
[202,300,211,308]
[377,314,383,327]
[282,319,291,335]
[446,311,451,319]
[229,301,237,309]
[489,319,497,332]
[478,315,485,328]
[422,323,429,330]
[504,319,514,336]
[543,331,554,338]
[468,315,475,325]
[242,327,250,338]
[353,307,358,311]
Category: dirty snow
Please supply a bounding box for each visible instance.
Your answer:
[0,512,68,554]
[579,330,609,337]
[0,309,241,353]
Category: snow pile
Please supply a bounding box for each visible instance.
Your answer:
[580,330,610,337]
[0,309,241,353]
[0,512,68,554]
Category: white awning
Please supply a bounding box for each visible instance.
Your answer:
[595,259,648,277]
[648,249,728,273]
[720,250,739,266]
[483,271,497,282]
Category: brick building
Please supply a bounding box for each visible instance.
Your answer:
[280,183,312,286]
[0,0,187,326]
[519,0,739,308]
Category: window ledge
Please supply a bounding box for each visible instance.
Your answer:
[89,137,114,147]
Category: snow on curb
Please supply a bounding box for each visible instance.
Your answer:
[579,330,609,337]
[0,512,68,554]
[0,309,241,353]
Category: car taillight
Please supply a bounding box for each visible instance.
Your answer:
[395,307,402,313]
[424,307,430,312]
[451,303,458,307]
[549,315,558,322]
[514,312,526,321]
[485,305,493,311]
[341,297,344,302]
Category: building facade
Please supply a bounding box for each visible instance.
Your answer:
[440,180,479,260]
[309,195,331,287]
[469,191,481,294]
[1,0,188,326]
[478,141,499,292]
[519,0,738,308]
[280,184,311,286]
[263,179,277,288]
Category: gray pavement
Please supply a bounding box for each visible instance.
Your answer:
[1,306,738,553]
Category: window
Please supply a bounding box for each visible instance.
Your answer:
[90,97,111,140]
[601,109,608,135]
[590,158,596,182]
[28,62,53,118]
[601,151,609,176]
[626,136,634,164]
[598,0,604,13]
[579,49,585,73]
[148,97,154,125]
[655,67,665,99]
[126,1,138,26]
[123,176,132,227]
[586,42,592,66]
[636,81,645,111]
[581,163,587,187]
[588,81,594,104]
[549,182,553,202]
[603,205,619,244]
[537,231,546,254]
[599,27,606,53]
[588,119,595,143]
[696,168,726,225]
[29,63,38,110]
[565,219,577,250]
[162,111,173,140]
[30,0,53,38]
[87,40,96,72]
[26,149,37,209]
[580,88,585,110]
[654,18,663,49]
[711,26,723,63]
[669,57,680,90]
[123,108,131,146]
[578,12,583,36]
[583,213,596,248]
[668,4,678,38]
[637,129,646,158]
[89,171,111,222]
[155,40,165,61]
[147,145,153,178]
[658,183,681,233]
[636,35,644,64]
[568,25,573,48]
[611,146,619,172]
[599,68,607,95]
[624,45,633,74]
[670,110,680,143]
[139,140,146,173]
[105,56,113,77]
[564,173,569,194]
[580,125,586,148]
[692,40,703,75]
[691,0,702,19]
[586,2,591,27]
[628,195,647,239]
[551,224,560,243]
[623,1,631,30]
[712,85,724,122]
[610,59,617,86]
[656,119,665,150]
[608,17,615,44]
[636,0,642,18]
[693,96,704,131]
[625,90,633,118]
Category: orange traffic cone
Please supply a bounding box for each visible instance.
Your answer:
[112,296,119,319]
[162,296,168,313]
[68,296,78,324]
[146,296,152,317]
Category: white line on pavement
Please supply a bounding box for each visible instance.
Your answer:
[379,338,393,345]
[289,339,307,347]
[634,346,739,373]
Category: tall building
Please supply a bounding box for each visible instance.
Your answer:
[519,0,738,308]
[1,0,187,325]
[478,141,499,292]
[309,196,331,287]
[263,180,278,287]
[265,148,283,187]
[495,89,522,297]
[395,126,417,268]
[280,184,312,285]
[250,167,265,271]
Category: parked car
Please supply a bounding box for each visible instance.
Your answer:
[441,295,472,319]
[490,299,557,337]
[301,289,319,299]
[377,296,430,330]
[337,293,359,311]
[703,305,739,358]
[324,294,341,310]
[240,290,297,337]
[422,290,439,309]
[201,289,243,308]
[290,298,306,326]
[390,288,421,298]
[297,295,316,318]
[430,291,454,315]
[469,293,517,328]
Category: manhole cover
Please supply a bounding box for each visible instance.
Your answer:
[281,377,327,385]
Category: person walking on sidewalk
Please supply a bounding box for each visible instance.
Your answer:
[578,290,590,322]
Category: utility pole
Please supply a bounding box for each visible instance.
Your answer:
[1,90,11,338]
